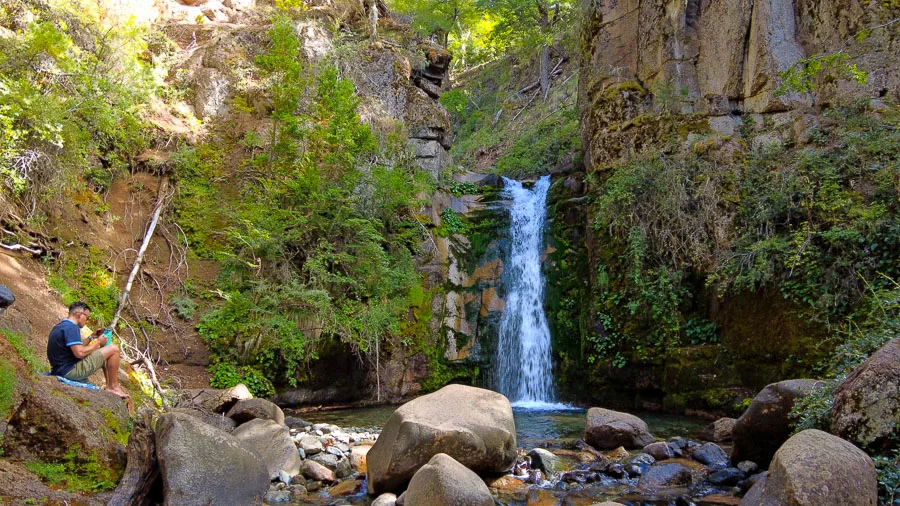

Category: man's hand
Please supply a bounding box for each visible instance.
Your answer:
[71,333,107,358]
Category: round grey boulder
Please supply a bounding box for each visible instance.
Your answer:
[584,407,654,450]
[232,418,302,479]
[155,412,268,505]
[366,385,516,494]
[740,429,877,506]
[403,453,494,506]
[638,462,693,490]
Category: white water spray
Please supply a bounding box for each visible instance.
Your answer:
[495,175,562,408]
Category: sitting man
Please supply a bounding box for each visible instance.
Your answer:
[47,301,128,398]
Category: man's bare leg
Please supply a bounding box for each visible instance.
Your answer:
[100,345,128,398]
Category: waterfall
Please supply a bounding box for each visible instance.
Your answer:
[495,175,557,407]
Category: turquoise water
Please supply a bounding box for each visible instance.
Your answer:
[293,405,707,450]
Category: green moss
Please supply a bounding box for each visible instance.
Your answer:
[603,81,647,100]
[25,445,122,493]
[101,409,131,447]
[0,328,46,374]
[0,358,16,422]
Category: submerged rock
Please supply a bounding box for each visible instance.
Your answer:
[731,379,817,467]
[366,385,516,494]
[403,453,494,506]
[740,429,877,505]
[584,407,654,450]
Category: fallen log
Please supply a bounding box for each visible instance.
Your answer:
[108,408,160,506]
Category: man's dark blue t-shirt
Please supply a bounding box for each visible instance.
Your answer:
[47,319,83,377]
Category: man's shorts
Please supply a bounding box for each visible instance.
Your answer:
[64,349,104,382]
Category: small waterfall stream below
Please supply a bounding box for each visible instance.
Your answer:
[494,175,561,407]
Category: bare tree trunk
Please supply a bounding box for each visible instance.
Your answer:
[540,43,550,100]
[109,408,160,506]
[110,179,168,330]
[368,0,378,38]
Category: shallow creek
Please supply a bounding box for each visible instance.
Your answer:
[288,405,727,506]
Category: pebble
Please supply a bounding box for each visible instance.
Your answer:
[264,490,291,503]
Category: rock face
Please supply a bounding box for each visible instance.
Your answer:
[740,429,877,505]
[366,384,517,494]
[731,379,817,466]
[231,418,302,479]
[584,408,654,450]
[402,453,495,506]
[179,384,253,413]
[831,338,900,446]
[155,412,269,505]
[579,0,900,170]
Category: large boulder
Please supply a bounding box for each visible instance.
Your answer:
[584,407,654,450]
[169,407,237,432]
[365,384,516,494]
[231,418,302,479]
[731,379,817,466]
[155,412,269,505]
[3,376,128,469]
[226,398,286,426]
[402,453,494,506]
[740,429,877,505]
[699,417,736,442]
[831,338,900,446]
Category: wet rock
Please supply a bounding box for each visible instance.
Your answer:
[606,446,630,461]
[403,453,494,506]
[643,441,674,460]
[528,448,569,476]
[831,338,900,446]
[350,443,372,474]
[309,452,352,479]
[297,434,323,455]
[585,408,654,450]
[155,412,268,505]
[737,461,758,474]
[264,489,291,503]
[709,467,746,486]
[305,480,324,492]
[372,492,398,506]
[626,452,656,469]
[731,379,817,467]
[302,460,336,483]
[328,479,362,496]
[232,418,302,480]
[366,385,516,494]
[740,429,877,505]
[285,416,311,429]
[692,442,729,470]
[524,469,544,484]
[226,398,285,426]
[699,417,736,442]
[605,462,626,478]
[639,462,693,489]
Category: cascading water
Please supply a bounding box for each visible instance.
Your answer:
[494,175,558,407]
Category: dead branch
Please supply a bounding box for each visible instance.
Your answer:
[111,179,169,330]
[0,243,42,255]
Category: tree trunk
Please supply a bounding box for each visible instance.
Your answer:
[540,43,550,100]
[368,0,378,38]
[108,409,160,506]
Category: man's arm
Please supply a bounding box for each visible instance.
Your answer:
[68,328,106,359]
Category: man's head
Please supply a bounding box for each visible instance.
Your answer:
[68,301,91,328]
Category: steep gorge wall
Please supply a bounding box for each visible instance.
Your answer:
[565,0,900,412]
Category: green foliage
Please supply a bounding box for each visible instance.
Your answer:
[438,208,466,235]
[777,52,868,96]
[0,4,161,210]
[1,328,47,373]
[440,89,469,117]
[48,247,120,326]
[876,448,900,506]
[494,106,581,177]
[0,358,15,422]
[789,379,836,433]
[101,409,131,447]
[25,445,120,493]
[173,17,430,389]
[684,318,719,345]
[207,361,275,398]
[170,296,198,321]
[449,180,478,196]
